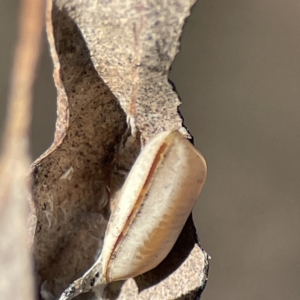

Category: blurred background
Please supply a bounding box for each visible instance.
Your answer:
[1,1,300,299]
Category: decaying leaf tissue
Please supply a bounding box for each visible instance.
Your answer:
[30,0,209,299]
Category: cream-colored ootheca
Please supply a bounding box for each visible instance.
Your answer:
[59,130,207,300]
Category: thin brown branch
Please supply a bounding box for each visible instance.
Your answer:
[2,0,44,150]
[0,0,45,299]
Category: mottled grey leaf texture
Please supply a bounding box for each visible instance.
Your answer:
[31,1,208,299]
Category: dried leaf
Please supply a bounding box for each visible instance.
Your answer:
[31,1,209,299]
